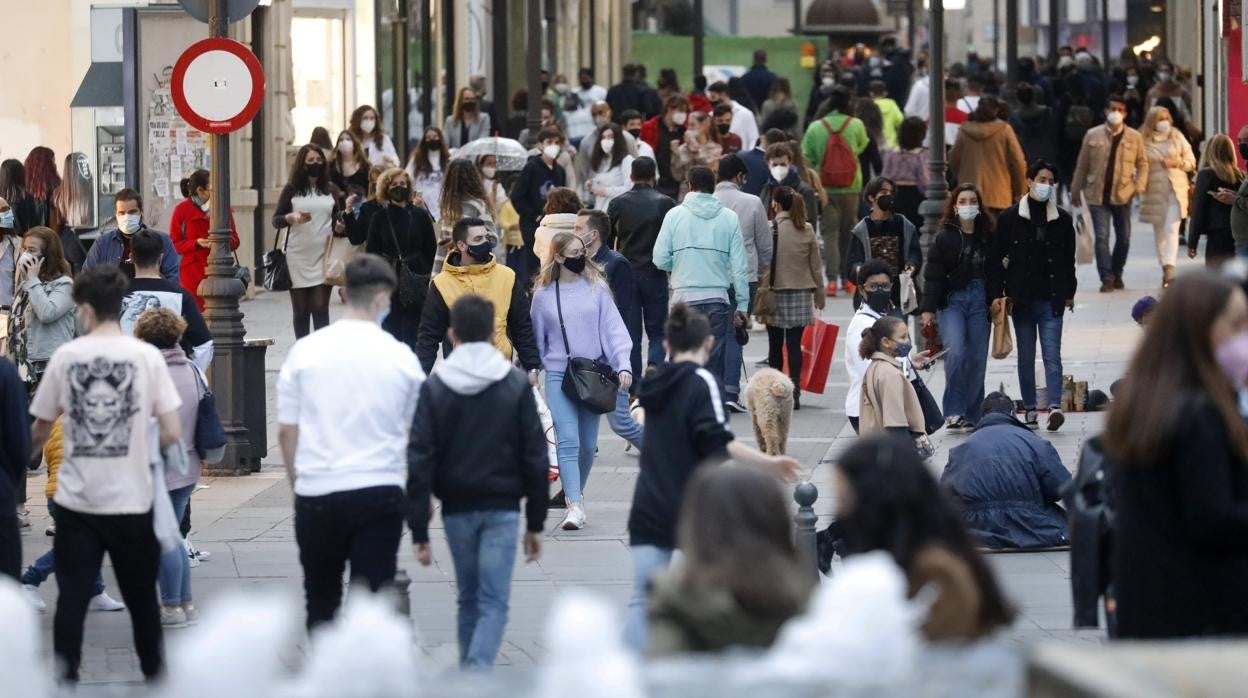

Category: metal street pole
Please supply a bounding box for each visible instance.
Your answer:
[693,0,705,82]
[1100,0,1110,69]
[392,0,410,159]
[1048,0,1059,64]
[793,0,802,36]
[492,0,509,129]
[202,0,251,475]
[545,0,557,85]
[920,0,947,245]
[420,0,433,141]
[526,0,542,134]
[907,0,916,52]
[1005,0,1018,88]
[992,0,999,70]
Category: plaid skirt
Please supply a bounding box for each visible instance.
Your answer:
[768,288,815,329]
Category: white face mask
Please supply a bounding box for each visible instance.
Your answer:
[542,144,562,160]
[600,138,615,154]
[821,76,835,88]
[1032,182,1053,202]
[360,118,376,134]
[555,83,569,94]
[199,199,211,213]
[957,205,980,221]
[671,111,687,126]
[17,251,37,268]
[481,166,497,179]
[593,116,609,128]
[1106,111,1124,126]
[1155,120,1172,135]
[338,140,354,154]
[117,212,142,234]
[769,165,789,182]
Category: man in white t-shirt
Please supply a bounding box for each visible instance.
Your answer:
[28,266,184,684]
[277,254,426,631]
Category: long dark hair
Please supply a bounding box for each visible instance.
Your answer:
[287,144,330,195]
[941,182,994,236]
[23,226,72,282]
[1105,272,1248,465]
[179,169,210,200]
[0,159,26,202]
[24,147,60,201]
[836,436,1016,632]
[590,122,628,171]
[677,464,814,617]
[349,105,386,148]
[408,127,449,176]
[439,159,488,226]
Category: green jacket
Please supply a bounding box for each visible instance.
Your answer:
[876,97,905,150]
[801,111,870,195]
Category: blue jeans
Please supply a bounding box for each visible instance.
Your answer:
[721,282,758,400]
[623,545,673,652]
[688,300,731,395]
[628,267,670,375]
[937,279,989,422]
[1013,301,1064,409]
[1089,204,1132,282]
[158,485,194,605]
[545,371,602,504]
[21,501,105,596]
[605,389,644,450]
[443,510,520,669]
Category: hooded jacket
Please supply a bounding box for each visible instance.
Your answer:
[948,120,1028,210]
[628,361,734,550]
[606,184,676,274]
[533,212,578,266]
[940,412,1071,550]
[406,343,548,543]
[653,192,750,312]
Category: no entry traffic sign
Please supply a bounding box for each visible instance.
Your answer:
[171,37,264,135]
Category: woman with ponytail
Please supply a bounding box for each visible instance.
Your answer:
[169,168,240,310]
[762,185,824,410]
[858,315,926,439]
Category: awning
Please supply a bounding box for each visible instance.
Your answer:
[71,62,123,108]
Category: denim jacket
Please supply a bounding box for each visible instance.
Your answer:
[83,227,181,285]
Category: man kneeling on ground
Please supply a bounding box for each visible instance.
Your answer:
[940,391,1071,549]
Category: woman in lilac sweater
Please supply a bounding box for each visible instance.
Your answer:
[531,232,633,531]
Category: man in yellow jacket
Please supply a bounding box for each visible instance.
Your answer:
[872,80,905,150]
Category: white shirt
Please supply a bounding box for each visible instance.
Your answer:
[729,100,760,151]
[277,319,426,497]
[843,306,915,418]
[904,75,930,119]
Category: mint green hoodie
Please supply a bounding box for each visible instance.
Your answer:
[653,192,750,312]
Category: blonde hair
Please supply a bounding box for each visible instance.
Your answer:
[1201,133,1246,186]
[1140,106,1173,140]
[536,232,607,289]
[373,167,411,204]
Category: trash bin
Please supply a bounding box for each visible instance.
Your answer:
[243,337,274,472]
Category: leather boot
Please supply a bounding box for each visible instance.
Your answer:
[1162,264,1175,288]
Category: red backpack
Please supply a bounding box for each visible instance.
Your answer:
[818,115,858,188]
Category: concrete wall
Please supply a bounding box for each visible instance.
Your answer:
[0,0,74,161]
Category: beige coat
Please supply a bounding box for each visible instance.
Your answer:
[859,352,926,435]
[1071,125,1149,207]
[1138,131,1196,225]
[532,212,578,267]
[948,120,1028,210]
[769,213,826,309]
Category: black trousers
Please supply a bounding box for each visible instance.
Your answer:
[294,485,404,631]
[766,325,805,390]
[54,506,163,682]
[0,512,20,581]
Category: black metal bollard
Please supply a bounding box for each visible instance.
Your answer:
[393,567,412,617]
[794,481,819,579]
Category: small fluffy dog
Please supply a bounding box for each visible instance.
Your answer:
[745,368,795,455]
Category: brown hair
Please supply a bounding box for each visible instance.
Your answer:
[543,187,582,216]
[349,105,385,147]
[22,226,72,283]
[373,168,412,205]
[333,130,371,175]
[1201,133,1246,187]
[134,307,187,350]
[1105,272,1248,465]
[858,315,905,359]
[765,142,793,162]
[941,182,994,236]
[770,185,808,234]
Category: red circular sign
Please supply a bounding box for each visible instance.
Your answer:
[171,37,264,135]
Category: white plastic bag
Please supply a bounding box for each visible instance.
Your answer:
[149,421,184,554]
[1074,206,1094,265]
[533,387,559,481]
[899,269,919,314]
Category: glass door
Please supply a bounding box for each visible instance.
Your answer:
[291,11,348,146]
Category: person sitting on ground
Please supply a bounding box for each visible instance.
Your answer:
[646,463,814,657]
[940,391,1072,550]
[1132,295,1157,326]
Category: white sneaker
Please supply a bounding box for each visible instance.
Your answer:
[89,592,126,612]
[22,584,47,613]
[161,605,188,628]
[560,502,586,531]
[181,603,200,625]
[186,539,210,562]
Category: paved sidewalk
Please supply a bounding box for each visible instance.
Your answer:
[18,230,1172,684]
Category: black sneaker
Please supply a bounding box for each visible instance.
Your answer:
[817,528,837,576]
[725,400,747,414]
[1047,408,1065,432]
[1024,410,1040,430]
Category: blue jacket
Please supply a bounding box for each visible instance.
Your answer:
[84,227,181,285]
[940,412,1071,549]
[594,245,637,327]
[653,193,750,313]
[738,146,770,196]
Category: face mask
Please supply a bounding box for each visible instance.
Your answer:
[627,128,642,138]
[377,305,391,326]
[304,161,324,177]
[555,83,569,94]
[542,144,562,160]
[716,123,731,135]
[600,139,616,154]
[875,194,895,212]
[481,166,497,179]
[1106,111,1124,126]
[865,289,892,314]
[581,80,594,90]
[17,251,37,268]
[1155,120,1172,135]
[593,116,609,128]
[338,140,354,154]
[199,199,211,213]
[462,102,478,112]
[1032,183,1052,202]
[822,76,835,88]
[0,210,13,229]
[892,340,913,358]
[1216,331,1248,386]
[769,165,790,182]
[466,240,494,263]
[425,139,441,149]
[1158,71,1172,82]
[1127,75,1139,87]
[562,255,587,274]
[360,118,376,134]
[671,111,687,126]
[387,186,410,204]
[957,204,980,220]
[118,212,142,234]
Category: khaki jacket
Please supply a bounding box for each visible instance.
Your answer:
[948,120,1028,210]
[768,213,826,309]
[1138,131,1196,225]
[859,352,926,435]
[1071,125,1149,207]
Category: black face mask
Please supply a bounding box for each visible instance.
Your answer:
[865,289,892,314]
[627,128,642,138]
[466,241,493,263]
[387,186,410,204]
[875,194,895,212]
[716,123,731,135]
[462,102,478,112]
[562,256,587,274]
[303,162,324,177]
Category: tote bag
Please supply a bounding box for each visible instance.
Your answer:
[323,234,361,286]
[781,319,840,394]
[991,296,1015,359]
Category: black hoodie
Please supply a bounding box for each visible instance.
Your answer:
[628,361,734,549]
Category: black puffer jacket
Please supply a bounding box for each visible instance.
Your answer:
[921,222,999,313]
[606,184,676,274]
[992,196,1076,315]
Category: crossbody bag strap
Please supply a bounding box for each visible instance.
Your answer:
[385,206,411,266]
[769,220,780,289]
[554,278,573,359]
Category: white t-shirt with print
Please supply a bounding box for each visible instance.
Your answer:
[30,333,182,515]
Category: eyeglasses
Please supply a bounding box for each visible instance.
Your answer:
[864,283,893,293]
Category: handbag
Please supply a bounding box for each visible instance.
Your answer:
[991,296,1015,359]
[899,269,919,315]
[753,221,780,319]
[263,227,293,291]
[232,252,252,290]
[781,319,839,394]
[554,278,620,414]
[910,373,944,435]
[386,208,431,307]
[323,233,361,286]
[192,366,227,464]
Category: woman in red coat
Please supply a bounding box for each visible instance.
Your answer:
[170,169,240,310]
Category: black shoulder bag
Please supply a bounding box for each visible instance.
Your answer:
[263,227,293,291]
[554,279,620,414]
[386,207,431,307]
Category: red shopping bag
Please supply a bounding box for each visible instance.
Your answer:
[782,320,839,394]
